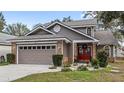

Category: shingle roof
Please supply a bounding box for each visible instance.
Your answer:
[8,19,117,46]
[8,34,71,41]
[63,19,97,27]
[94,31,118,45]
[43,19,98,27]
[0,33,15,45]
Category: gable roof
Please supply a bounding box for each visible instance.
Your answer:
[94,31,118,45]
[44,19,99,27]
[0,32,16,45]
[46,21,99,41]
[63,19,97,27]
[8,34,71,43]
[26,25,55,36]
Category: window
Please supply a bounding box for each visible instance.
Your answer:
[47,46,50,49]
[79,46,83,54]
[51,46,55,49]
[42,46,46,49]
[87,27,91,36]
[37,46,41,49]
[33,46,36,49]
[28,46,32,50]
[24,46,27,50]
[104,46,110,57]
[20,45,56,50]
[19,46,23,50]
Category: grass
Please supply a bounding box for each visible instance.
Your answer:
[0,62,9,66]
[13,62,124,82]
[13,67,123,82]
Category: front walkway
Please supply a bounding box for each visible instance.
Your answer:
[0,64,61,82]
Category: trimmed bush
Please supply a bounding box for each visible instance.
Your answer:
[97,50,108,67]
[77,65,88,71]
[6,53,15,63]
[90,58,99,68]
[94,65,99,69]
[61,67,72,72]
[0,55,5,63]
[52,54,63,66]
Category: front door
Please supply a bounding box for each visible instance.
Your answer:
[77,44,91,63]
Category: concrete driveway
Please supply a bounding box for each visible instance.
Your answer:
[0,64,61,82]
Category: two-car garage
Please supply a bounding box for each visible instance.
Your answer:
[17,44,56,64]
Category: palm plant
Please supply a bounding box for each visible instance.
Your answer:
[0,12,6,31]
[4,23,30,36]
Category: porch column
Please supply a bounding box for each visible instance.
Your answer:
[92,43,96,58]
[113,45,116,58]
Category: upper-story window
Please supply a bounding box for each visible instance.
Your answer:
[87,27,92,36]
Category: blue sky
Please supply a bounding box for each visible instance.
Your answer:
[3,11,84,29]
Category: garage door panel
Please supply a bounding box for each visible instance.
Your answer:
[18,45,56,64]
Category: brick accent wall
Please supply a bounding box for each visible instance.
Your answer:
[92,43,96,58]
[57,40,63,54]
[11,42,16,64]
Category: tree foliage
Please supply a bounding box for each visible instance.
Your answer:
[62,16,73,22]
[97,11,124,41]
[4,23,30,36]
[83,11,124,42]
[0,12,6,31]
[83,11,124,29]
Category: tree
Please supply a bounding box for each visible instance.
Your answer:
[96,11,124,44]
[0,12,6,31]
[4,23,30,36]
[62,16,73,22]
[83,11,124,29]
[51,19,60,23]
[83,11,124,38]
[82,11,98,19]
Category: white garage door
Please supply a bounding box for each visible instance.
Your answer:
[18,45,56,64]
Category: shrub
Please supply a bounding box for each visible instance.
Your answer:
[52,54,63,66]
[94,65,99,69]
[6,53,15,63]
[90,58,99,68]
[97,50,108,67]
[0,62,9,66]
[0,55,5,63]
[77,65,88,71]
[61,67,72,72]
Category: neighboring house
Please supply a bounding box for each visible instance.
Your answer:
[0,33,15,59]
[8,19,118,64]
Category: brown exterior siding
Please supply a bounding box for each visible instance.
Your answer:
[92,43,96,58]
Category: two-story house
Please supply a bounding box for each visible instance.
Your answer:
[9,19,118,64]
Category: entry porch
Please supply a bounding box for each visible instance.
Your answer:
[72,40,97,63]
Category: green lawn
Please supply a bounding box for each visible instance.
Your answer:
[13,62,124,82]
[0,62,9,66]
[13,69,124,82]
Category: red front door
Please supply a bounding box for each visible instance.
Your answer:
[78,45,91,63]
